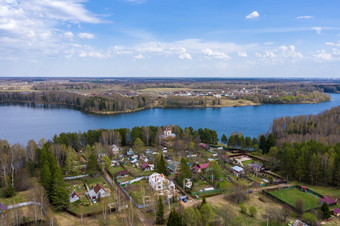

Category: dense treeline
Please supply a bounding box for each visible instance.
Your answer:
[266,141,340,186]
[243,91,330,104]
[52,125,218,150]
[271,105,340,145]
[0,91,152,113]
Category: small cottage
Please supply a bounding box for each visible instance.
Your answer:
[69,191,80,203]
[231,165,245,177]
[248,162,264,172]
[88,184,110,200]
[111,145,119,155]
[115,170,129,178]
[333,208,340,217]
[192,163,209,173]
[320,196,337,206]
[141,163,154,171]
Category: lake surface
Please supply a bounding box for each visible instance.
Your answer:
[1,93,340,145]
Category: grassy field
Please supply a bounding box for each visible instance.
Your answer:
[268,188,321,210]
[290,182,340,198]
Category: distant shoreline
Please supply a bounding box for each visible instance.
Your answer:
[0,98,332,116]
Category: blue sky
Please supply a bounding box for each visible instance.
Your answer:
[1,0,340,77]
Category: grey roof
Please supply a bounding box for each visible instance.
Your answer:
[231,165,244,173]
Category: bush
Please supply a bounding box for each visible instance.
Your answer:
[240,204,247,214]
[4,183,15,198]
[249,206,257,217]
[301,212,317,225]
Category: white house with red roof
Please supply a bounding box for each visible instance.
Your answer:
[69,191,80,203]
[88,184,110,200]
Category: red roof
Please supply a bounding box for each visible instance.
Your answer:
[333,208,340,214]
[222,155,230,158]
[71,191,80,198]
[300,186,308,189]
[200,143,210,149]
[93,184,105,194]
[142,162,148,169]
[199,163,209,169]
[321,196,337,205]
[193,166,200,171]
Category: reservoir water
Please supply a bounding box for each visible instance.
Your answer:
[1,93,340,145]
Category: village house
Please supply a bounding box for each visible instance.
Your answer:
[161,125,176,139]
[192,163,209,173]
[141,162,154,171]
[110,144,119,156]
[127,148,134,156]
[168,161,180,174]
[199,143,210,150]
[248,162,265,172]
[333,208,340,217]
[69,191,80,203]
[231,165,245,177]
[0,203,7,215]
[116,170,129,178]
[320,196,337,206]
[88,184,110,200]
[149,173,175,192]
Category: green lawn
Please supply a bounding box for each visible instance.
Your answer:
[268,188,321,210]
[290,182,340,198]
[242,160,253,167]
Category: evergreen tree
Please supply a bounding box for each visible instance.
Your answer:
[50,168,69,210]
[4,176,15,198]
[40,161,52,193]
[87,152,99,176]
[156,196,165,224]
[228,134,236,147]
[321,202,331,219]
[259,135,267,154]
[155,154,167,176]
[167,208,181,226]
[221,134,228,144]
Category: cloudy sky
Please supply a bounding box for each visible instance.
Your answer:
[1,0,340,77]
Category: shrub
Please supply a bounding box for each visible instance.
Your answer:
[240,204,247,214]
[249,206,257,217]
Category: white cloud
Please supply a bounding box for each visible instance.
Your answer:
[297,16,313,19]
[255,45,303,62]
[312,27,322,35]
[78,32,95,39]
[246,11,259,19]
[238,51,248,57]
[202,48,230,60]
[178,53,192,60]
[133,54,144,60]
[314,51,332,62]
[64,31,74,39]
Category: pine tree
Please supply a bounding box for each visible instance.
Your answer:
[221,134,228,144]
[50,168,69,210]
[87,152,99,176]
[321,202,331,219]
[156,196,165,224]
[167,208,181,226]
[40,161,52,193]
[155,154,167,176]
[179,158,192,183]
